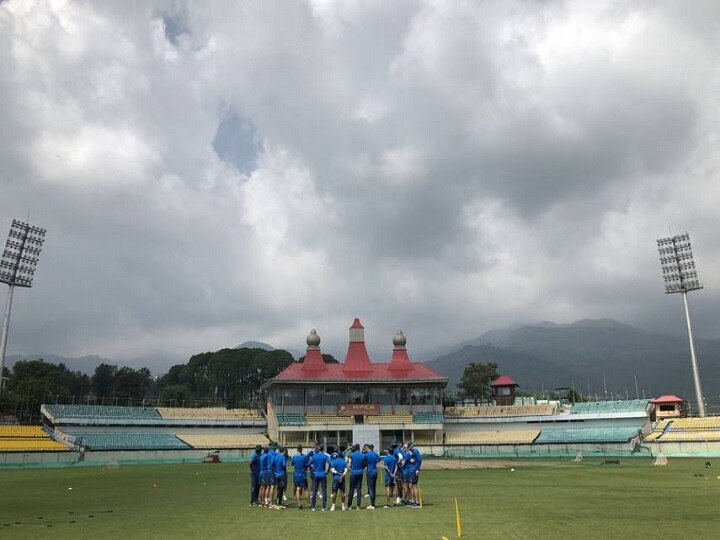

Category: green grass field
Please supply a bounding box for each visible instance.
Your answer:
[1,457,718,539]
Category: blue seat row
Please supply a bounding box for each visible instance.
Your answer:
[570,400,648,415]
[536,427,640,444]
[66,432,190,450]
[45,404,161,419]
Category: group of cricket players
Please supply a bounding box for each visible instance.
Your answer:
[249,441,422,511]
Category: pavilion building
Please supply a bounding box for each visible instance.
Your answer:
[262,318,448,450]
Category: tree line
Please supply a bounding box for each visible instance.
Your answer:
[0,347,308,422]
[1,350,580,423]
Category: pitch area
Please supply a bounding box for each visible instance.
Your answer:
[1,457,718,539]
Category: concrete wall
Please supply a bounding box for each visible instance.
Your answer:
[0,448,255,468]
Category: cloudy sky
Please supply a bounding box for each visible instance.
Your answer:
[1,0,719,372]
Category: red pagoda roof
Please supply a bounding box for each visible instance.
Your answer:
[271,361,446,383]
[651,394,684,404]
[265,319,447,386]
[490,375,518,387]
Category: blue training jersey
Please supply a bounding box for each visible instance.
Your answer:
[394,447,404,469]
[267,449,277,472]
[350,450,366,476]
[259,452,269,473]
[402,450,412,470]
[384,453,397,475]
[311,452,330,478]
[274,453,287,477]
[292,453,308,479]
[250,452,260,474]
[411,448,422,471]
[366,451,380,475]
[331,457,346,480]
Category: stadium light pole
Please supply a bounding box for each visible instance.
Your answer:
[656,233,705,417]
[0,219,47,391]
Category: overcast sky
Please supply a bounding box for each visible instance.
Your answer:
[1,1,719,372]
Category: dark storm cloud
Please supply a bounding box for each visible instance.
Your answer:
[0,0,718,368]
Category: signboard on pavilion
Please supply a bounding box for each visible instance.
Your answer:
[337,403,380,416]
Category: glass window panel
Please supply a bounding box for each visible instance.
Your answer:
[307,387,322,406]
[370,388,392,405]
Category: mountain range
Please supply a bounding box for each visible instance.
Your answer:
[7,319,718,405]
[425,319,720,405]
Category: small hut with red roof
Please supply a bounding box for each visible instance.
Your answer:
[649,394,686,421]
[262,318,448,449]
[490,375,519,406]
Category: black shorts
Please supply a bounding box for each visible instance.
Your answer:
[332,477,346,493]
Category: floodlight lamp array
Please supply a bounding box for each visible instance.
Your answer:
[656,234,702,294]
[0,220,47,288]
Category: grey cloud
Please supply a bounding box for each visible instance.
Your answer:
[0,0,718,369]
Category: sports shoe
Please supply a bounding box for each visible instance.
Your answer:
[396,497,401,504]
[321,508,326,512]
[364,493,370,498]
[330,505,335,512]
[356,507,361,511]
[383,505,390,509]
[366,505,375,510]
[283,495,288,502]
[341,504,346,511]
[311,507,316,512]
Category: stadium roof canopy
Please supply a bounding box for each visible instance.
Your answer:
[263,319,447,388]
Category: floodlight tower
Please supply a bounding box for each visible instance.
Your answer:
[656,233,705,417]
[0,220,47,391]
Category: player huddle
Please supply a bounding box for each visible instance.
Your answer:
[249,441,422,511]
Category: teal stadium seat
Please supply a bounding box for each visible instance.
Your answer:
[413,412,444,424]
[66,432,190,450]
[535,426,640,444]
[45,404,161,420]
[569,400,647,415]
[275,413,306,426]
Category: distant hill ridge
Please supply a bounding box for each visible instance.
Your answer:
[426,319,720,406]
[234,341,276,351]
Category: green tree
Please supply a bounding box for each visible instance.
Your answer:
[112,366,153,400]
[91,363,118,398]
[159,384,193,405]
[297,353,339,364]
[162,348,293,406]
[7,359,88,400]
[458,362,499,404]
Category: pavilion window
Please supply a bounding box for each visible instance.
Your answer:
[307,387,322,406]
[322,388,345,408]
[349,388,369,404]
[283,388,304,407]
[370,387,392,405]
